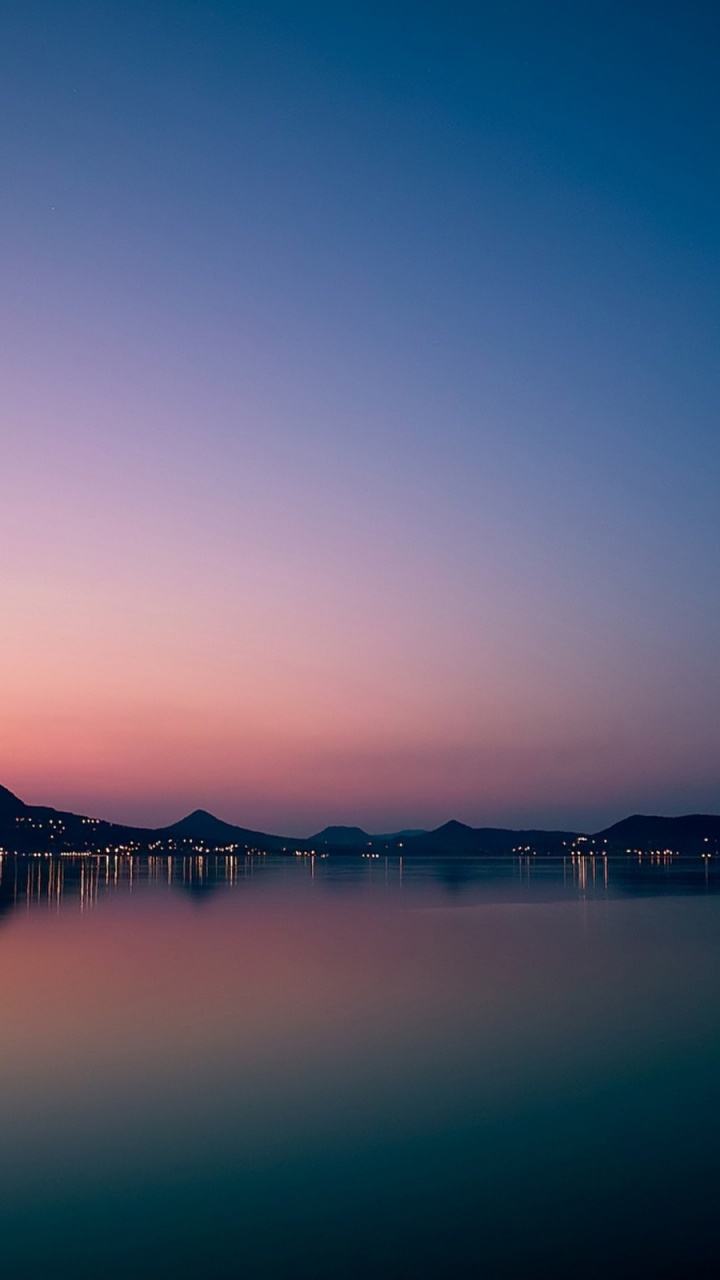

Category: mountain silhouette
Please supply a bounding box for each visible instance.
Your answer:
[404,822,579,856]
[310,826,429,847]
[0,784,717,856]
[0,785,25,816]
[595,813,720,853]
[311,825,372,846]
[373,829,427,841]
[165,809,285,849]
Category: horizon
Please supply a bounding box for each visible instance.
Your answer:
[3,778,718,841]
[3,2,719,832]
[4,8,720,1277]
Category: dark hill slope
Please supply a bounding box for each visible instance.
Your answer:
[164,809,286,850]
[311,826,371,847]
[0,790,155,854]
[310,826,429,848]
[0,785,25,815]
[1,783,719,857]
[596,814,720,853]
[403,821,579,856]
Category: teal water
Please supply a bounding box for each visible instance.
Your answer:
[1,854,719,1279]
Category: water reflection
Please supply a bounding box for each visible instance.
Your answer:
[1,851,720,1279]
[0,849,718,924]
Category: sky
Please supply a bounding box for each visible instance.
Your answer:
[1,0,718,834]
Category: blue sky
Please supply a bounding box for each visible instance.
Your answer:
[1,1,718,830]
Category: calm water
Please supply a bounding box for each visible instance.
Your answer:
[2,853,720,1279]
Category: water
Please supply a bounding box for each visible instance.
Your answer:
[1,853,720,1279]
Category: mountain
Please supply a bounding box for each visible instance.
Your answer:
[311,826,371,847]
[0,793,287,856]
[401,821,580,856]
[165,809,286,850]
[0,785,25,816]
[595,814,720,854]
[0,787,155,854]
[373,829,427,841]
[0,784,718,857]
[310,826,429,847]
[402,820,479,853]
[306,819,581,856]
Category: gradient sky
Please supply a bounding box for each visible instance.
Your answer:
[2,1,718,833]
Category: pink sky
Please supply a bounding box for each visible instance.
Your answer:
[2,2,718,834]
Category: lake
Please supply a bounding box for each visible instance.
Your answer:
[1,852,719,1279]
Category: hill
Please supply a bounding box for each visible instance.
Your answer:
[310,826,429,847]
[401,821,580,856]
[164,809,285,850]
[0,785,718,857]
[0,785,26,816]
[0,787,155,854]
[311,825,371,847]
[595,814,720,854]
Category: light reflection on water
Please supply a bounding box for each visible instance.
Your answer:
[0,855,720,1279]
[1,849,718,918]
